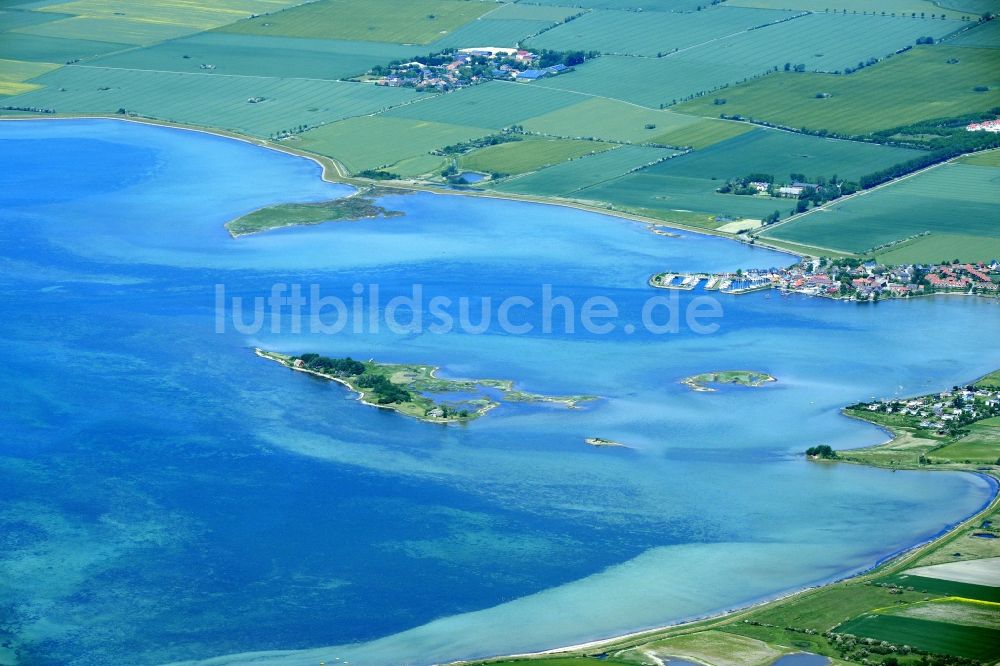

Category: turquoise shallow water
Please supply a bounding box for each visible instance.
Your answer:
[1,119,998,666]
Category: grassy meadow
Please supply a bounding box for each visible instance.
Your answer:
[217,0,492,44]
[763,162,1000,259]
[572,129,923,222]
[933,416,1000,462]
[522,98,701,142]
[676,46,1000,135]
[296,115,492,172]
[726,0,979,20]
[383,81,583,130]
[537,13,964,107]
[491,145,677,197]
[834,613,1000,661]
[524,6,798,57]
[459,138,614,176]
[950,17,1000,47]
[87,33,421,81]
[6,65,416,136]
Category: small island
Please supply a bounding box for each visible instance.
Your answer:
[682,370,776,392]
[585,437,627,448]
[225,188,404,237]
[256,349,594,423]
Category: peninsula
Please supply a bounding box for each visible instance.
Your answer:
[682,370,776,392]
[836,369,1000,468]
[225,188,404,238]
[256,349,594,423]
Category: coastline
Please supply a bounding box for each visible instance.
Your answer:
[458,469,1000,665]
[455,391,1000,665]
[8,115,998,665]
[0,114,810,260]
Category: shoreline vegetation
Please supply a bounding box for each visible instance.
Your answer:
[255,349,595,424]
[459,371,1000,666]
[225,187,406,237]
[682,370,776,392]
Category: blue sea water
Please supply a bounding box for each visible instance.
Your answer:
[1,119,998,666]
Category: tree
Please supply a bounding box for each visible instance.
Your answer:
[806,445,837,459]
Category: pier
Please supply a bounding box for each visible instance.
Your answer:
[650,271,776,294]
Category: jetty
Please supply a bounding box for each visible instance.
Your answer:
[650,271,775,294]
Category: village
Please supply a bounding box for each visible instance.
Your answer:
[851,382,1000,438]
[650,258,1000,300]
[367,46,587,91]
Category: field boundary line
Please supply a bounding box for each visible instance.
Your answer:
[758,155,963,239]
[68,63,386,86]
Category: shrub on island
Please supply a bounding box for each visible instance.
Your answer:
[806,444,837,459]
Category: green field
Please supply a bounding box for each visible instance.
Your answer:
[34,0,299,30]
[933,417,1000,463]
[960,149,1000,166]
[3,66,416,137]
[527,0,740,10]
[524,6,798,57]
[383,80,583,130]
[726,0,977,20]
[978,369,1000,388]
[882,573,1000,602]
[483,3,582,21]
[580,169,797,221]
[885,597,1000,629]
[490,144,677,197]
[665,12,964,77]
[389,153,448,178]
[646,126,922,181]
[0,8,71,32]
[538,13,964,107]
[218,0,492,44]
[0,33,130,62]
[0,57,57,82]
[950,17,1000,47]
[524,97,753,149]
[736,583,938,634]
[835,613,1000,660]
[649,118,754,149]
[874,234,1000,264]
[87,33,419,81]
[13,15,199,45]
[459,138,614,175]
[576,128,921,220]
[939,0,1000,12]
[522,98,700,142]
[429,16,556,49]
[676,46,1000,135]
[763,162,1000,259]
[536,53,754,109]
[296,115,491,172]
[427,1,580,48]
[639,630,789,666]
